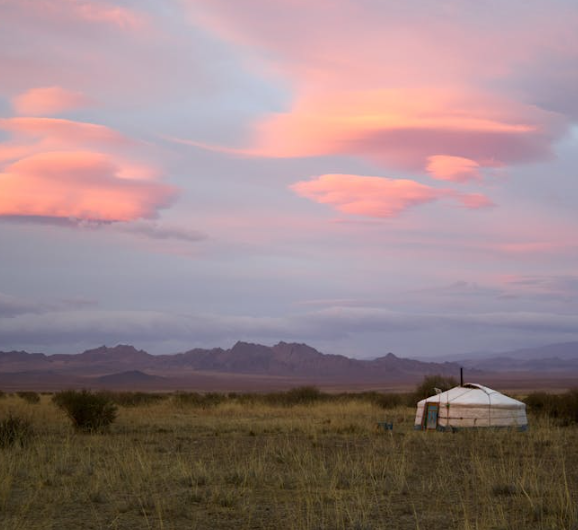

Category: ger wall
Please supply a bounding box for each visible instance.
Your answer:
[414,403,527,430]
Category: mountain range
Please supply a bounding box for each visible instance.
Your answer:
[0,341,459,390]
[0,340,576,391]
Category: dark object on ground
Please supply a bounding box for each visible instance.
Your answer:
[17,391,40,404]
[53,390,117,432]
[0,413,33,448]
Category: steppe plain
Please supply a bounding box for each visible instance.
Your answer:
[1,392,577,530]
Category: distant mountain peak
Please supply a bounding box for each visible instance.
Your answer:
[275,341,309,348]
[231,341,272,353]
[232,340,262,349]
[81,344,146,355]
[272,342,321,353]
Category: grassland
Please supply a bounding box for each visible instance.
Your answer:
[0,393,577,530]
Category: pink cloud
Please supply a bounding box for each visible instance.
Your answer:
[0,144,36,164]
[0,114,176,223]
[426,155,481,183]
[12,86,91,116]
[0,2,179,107]
[496,242,574,255]
[175,89,558,169]
[217,89,562,178]
[182,0,573,180]
[186,1,578,96]
[290,174,492,218]
[1,0,148,32]
[456,193,495,210]
[0,117,130,166]
[0,151,175,222]
[0,117,126,147]
[65,1,146,30]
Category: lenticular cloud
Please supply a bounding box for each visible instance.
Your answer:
[11,86,91,117]
[291,174,493,218]
[426,156,482,183]
[0,102,176,223]
[0,151,175,222]
[183,0,575,218]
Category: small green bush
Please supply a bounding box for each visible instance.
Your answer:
[17,391,41,404]
[53,390,117,432]
[0,413,33,448]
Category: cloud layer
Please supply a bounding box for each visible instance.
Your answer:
[0,151,175,221]
[7,1,576,223]
[181,0,577,217]
[11,86,91,116]
[426,156,482,183]
[291,174,493,218]
[0,1,577,358]
[0,97,176,222]
[1,0,148,32]
[2,297,578,357]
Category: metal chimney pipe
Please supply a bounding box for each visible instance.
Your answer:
[460,367,464,386]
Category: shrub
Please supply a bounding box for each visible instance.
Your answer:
[260,386,325,407]
[17,391,40,404]
[104,391,166,407]
[0,413,33,448]
[367,392,409,409]
[233,393,259,406]
[524,392,553,416]
[525,389,578,426]
[413,375,458,402]
[172,391,225,409]
[53,390,117,432]
[284,386,323,405]
[230,389,414,408]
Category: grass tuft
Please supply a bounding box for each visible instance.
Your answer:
[16,392,40,404]
[0,413,33,448]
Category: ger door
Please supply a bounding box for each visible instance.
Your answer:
[424,403,439,430]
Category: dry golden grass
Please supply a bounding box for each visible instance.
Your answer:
[0,394,577,529]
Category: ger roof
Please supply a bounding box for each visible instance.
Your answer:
[417,383,525,408]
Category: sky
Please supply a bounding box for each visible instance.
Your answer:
[1,0,578,359]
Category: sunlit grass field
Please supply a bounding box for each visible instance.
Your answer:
[1,392,577,530]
